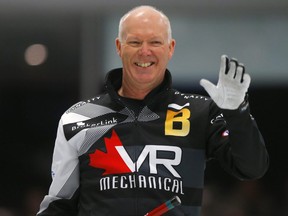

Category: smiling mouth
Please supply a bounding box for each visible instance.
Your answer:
[135,62,155,68]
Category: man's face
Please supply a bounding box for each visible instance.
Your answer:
[116,11,175,89]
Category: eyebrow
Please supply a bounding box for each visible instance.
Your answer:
[126,35,164,41]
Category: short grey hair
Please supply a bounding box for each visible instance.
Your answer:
[118,5,172,43]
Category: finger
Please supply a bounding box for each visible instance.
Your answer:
[242,73,251,89]
[235,63,245,83]
[219,55,229,77]
[200,79,217,98]
[227,58,238,79]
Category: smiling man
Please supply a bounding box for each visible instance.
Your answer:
[116,6,175,99]
[37,5,269,216]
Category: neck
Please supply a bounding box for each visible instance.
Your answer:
[118,86,150,100]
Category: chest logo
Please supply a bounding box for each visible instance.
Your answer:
[165,103,191,137]
[89,130,182,178]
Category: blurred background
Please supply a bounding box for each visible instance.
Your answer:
[0,0,287,215]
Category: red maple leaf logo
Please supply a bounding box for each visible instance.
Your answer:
[89,130,132,175]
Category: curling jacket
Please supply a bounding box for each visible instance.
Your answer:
[37,68,269,216]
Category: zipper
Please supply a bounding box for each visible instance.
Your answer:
[114,89,171,215]
[116,97,140,215]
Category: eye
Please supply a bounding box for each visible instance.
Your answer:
[150,41,163,46]
[127,41,141,47]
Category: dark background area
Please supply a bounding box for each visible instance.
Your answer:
[0,1,287,216]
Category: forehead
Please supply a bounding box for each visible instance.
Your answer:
[122,9,168,39]
[125,26,166,40]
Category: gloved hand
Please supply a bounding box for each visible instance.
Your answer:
[200,55,251,110]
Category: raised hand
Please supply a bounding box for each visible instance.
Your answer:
[200,55,251,110]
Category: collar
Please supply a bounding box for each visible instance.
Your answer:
[104,68,172,103]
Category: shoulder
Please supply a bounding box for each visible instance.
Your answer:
[64,94,106,115]
[166,89,222,117]
[169,89,211,104]
[58,92,116,127]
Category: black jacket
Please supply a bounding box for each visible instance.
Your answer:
[37,68,269,216]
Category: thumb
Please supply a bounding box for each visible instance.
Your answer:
[200,79,218,99]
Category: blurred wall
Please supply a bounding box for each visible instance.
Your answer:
[104,10,288,87]
[0,0,287,215]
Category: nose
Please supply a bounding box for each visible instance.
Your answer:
[138,42,152,56]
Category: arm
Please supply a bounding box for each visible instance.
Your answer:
[207,101,269,180]
[37,117,80,216]
[201,55,269,180]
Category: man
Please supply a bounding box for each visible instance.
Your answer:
[37,5,269,216]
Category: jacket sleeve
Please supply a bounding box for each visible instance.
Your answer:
[37,117,80,216]
[206,100,269,180]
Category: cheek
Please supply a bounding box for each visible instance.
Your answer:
[121,51,134,66]
[159,47,171,59]
[159,51,171,63]
[124,50,139,63]
[121,52,130,61]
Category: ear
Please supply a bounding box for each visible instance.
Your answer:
[115,38,122,57]
[168,39,176,59]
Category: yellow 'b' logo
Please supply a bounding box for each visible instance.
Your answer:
[165,103,191,136]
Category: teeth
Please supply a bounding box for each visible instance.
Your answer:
[136,62,152,68]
